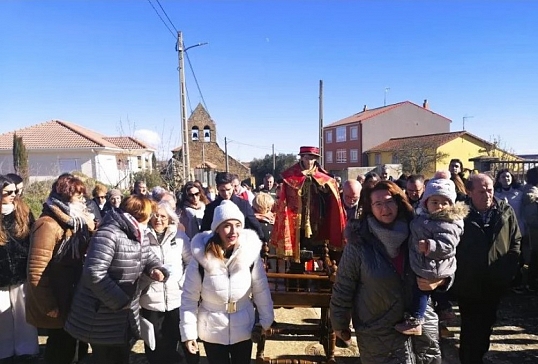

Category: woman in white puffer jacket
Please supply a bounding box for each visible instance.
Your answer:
[180,200,274,364]
[140,201,198,364]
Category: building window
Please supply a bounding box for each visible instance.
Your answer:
[137,156,142,169]
[336,149,347,163]
[392,154,399,164]
[350,126,358,140]
[58,159,79,174]
[326,151,333,163]
[203,126,211,142]
[336,126,346,142]
[326,130,333,144]
[191,126,199,141]
[375,153,381,165]
[350,149,358,163]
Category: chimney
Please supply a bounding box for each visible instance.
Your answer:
[423,99,429,109]
[363,105,368,112]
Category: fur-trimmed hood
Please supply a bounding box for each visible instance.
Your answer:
[418,201,469,222]
[191,229,262,274]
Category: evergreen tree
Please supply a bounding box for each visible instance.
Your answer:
[12,133,29,181]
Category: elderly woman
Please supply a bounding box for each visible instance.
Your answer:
[26,174,95,364]
[180,200,274,364]
[139,201,198,364]
[65,196,169,364]
[179,182,206,239]
[0,175,39,363]
[330,180,446,364]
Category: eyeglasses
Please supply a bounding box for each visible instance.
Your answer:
[151,214,168,221]
[188,192,200,197]
[98,195,107,199]
[371,198,397,210]
[2,189,19,196]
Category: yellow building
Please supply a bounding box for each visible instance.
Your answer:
[366,131,521,178]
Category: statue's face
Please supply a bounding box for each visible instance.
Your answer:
[300,154,317,169]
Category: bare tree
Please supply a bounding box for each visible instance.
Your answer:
[392,140,449,174]
[484,135,516,160]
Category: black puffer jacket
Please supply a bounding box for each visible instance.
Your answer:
[0,212,32,287]
[330,220,442,364]
[65,209,166,346]
[453,198,521,300]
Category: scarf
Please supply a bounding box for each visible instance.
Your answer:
[2,203,14,215]
[45,196,90,261]
[300,163,320,239]
[367,215,409,258]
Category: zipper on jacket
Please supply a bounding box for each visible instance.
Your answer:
[228,270,232,345]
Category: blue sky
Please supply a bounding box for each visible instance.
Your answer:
[1,1,537,162]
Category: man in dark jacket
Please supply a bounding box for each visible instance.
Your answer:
[453,173,521,364]
[201,172,264,240]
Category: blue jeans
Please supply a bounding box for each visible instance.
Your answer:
[411,279,429,320]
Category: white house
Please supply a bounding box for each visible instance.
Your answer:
[0,120,155,189]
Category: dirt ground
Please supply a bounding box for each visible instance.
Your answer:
[34,291,538,364]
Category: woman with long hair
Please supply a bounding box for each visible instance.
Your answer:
[0,175,39,363]
[330,180,446,363]
[193,180,210,205]
[26,174,95,364]
[179,182,206,239]
[65,195,169,364]
[180,200,274,364]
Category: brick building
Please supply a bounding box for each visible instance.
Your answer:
[323,100,451,174]
[171,104,250,186]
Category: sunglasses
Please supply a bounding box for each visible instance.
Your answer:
[2,189,19,196]
[188,192,200,197]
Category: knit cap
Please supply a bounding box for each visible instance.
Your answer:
[421,178,457,208]
[108,189,122,198]
[211,200,245,232]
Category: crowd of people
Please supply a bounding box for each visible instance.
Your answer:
[1,149,537,364]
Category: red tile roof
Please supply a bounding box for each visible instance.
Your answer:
[103,137,149,150]
[325,101,451,128]
[367,131,468,152]
[0,120,149,150]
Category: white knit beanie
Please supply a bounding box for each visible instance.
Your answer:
[421,178,457,208]
[211,200,245,232]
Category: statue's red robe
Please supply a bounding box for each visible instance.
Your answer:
[270,162,346,261]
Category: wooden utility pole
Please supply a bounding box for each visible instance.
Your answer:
[319,80,324,168]
[177,31,191,181]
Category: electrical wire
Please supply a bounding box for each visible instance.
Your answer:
[185,52,209,113]
[146,0,176,39]
[155,0,178,32]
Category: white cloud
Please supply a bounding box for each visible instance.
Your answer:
[134,129,161,149]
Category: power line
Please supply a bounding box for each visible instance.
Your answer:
[155,0,178,32]
[146,0,176,39]
[185,51,209,113]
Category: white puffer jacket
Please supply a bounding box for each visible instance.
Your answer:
[180,229,274,345]
[140,225,192,312]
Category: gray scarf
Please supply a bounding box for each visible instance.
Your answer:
[367,215,409,258]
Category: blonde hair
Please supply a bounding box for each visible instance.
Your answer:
[252,192,274,214]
